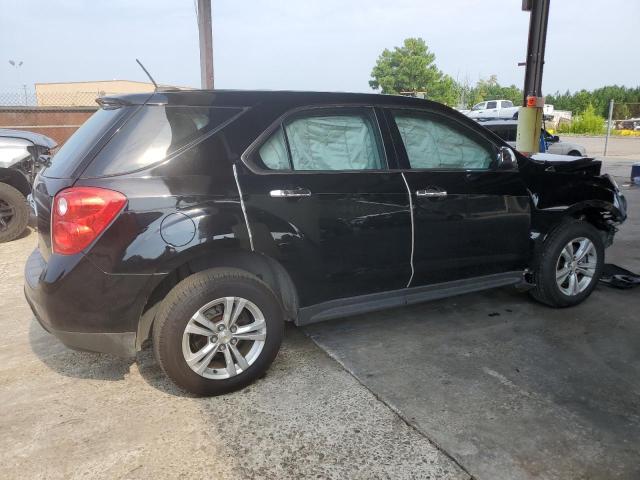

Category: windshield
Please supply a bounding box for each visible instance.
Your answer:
[44,106,131,178]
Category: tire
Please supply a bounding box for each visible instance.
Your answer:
[529,220,604,308]
[153,267,284,396]
[0,183,29,243]
[568,150,582,157]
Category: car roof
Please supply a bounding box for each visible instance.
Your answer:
[0,128,57,148]
[99,89,455,112]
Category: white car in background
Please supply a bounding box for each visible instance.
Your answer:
[466,99,519,120]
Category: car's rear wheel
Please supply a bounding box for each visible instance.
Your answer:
[0,183,29,243]
[153,267,284,396]
[568,150,583,156]
[530,220,604,307]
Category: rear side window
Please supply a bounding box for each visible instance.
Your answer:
[502,100,514,108]
[83,105,242,177]
[257,108,385,171]
[393,111,495,170]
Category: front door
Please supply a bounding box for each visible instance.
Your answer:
[238,106,413,307]
[384,108,530,286]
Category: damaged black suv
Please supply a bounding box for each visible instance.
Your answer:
[24,90,627,395]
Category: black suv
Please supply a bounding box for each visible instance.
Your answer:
[24,90,627,395]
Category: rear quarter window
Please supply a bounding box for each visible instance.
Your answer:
[83,105,243,177]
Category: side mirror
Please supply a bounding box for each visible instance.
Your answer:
[550,135,560,143]
[497,146,517,169]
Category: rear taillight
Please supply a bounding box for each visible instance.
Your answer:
[52,187,127,255]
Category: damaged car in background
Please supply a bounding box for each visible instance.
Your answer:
[0,129,55,242]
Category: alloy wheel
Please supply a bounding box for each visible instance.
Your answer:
[181,296,267,379]
[555,237,597,296]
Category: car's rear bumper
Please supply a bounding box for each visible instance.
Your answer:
[24,247,155,357]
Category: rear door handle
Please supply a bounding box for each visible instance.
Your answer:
[416,188,447,198]
[269,188,312,198]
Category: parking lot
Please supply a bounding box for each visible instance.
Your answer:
[1,156,638,479]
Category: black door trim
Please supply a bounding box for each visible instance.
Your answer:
[296,270,523,325]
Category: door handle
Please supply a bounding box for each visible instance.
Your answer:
[269,188,312,198]
[416,188,447,198]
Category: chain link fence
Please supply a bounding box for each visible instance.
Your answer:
[0,90,99,147]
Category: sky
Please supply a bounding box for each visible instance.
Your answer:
[1,0,638,95]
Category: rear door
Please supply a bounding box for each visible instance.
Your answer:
[384,107,530,286]
[485,100,499,118]
[239,106,412,307]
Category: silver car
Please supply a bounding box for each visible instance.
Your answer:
[0,129,56,242]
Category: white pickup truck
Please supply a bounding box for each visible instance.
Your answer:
[465,99,519,120]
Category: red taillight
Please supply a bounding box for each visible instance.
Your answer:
[52,187,127,255]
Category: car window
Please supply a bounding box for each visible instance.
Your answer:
[258,128,290,170]
[486,101,498,109]
[472,103,485,111]
[257,109,384,171]
[84,105,243,176]
[502,100,514,108]
[45,106,130,178]
[393,111,495,170]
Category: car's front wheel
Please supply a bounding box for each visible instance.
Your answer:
[530,220,604,307]
[153,268,284,396]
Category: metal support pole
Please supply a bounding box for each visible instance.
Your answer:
[516,0,551,155]
[197,0,214,89]
[522,0,550,104]
[604,99,614,156]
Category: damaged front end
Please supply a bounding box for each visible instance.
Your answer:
[0,130,56,196]
[522,152,627,249]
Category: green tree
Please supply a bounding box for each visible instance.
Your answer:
[464,75,523,108]
[369,38,457,105]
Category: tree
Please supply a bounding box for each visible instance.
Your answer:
[369,38,457,105]
[467,75,523,108]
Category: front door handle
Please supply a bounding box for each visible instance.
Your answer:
[270,188,312,198]
[416,188,447,198]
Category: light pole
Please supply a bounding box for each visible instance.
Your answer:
[8,60,27,105]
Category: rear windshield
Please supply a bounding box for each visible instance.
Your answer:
[83,105,243,177]
[44,107,130,178]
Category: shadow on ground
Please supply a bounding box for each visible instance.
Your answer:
[28,318,134,381]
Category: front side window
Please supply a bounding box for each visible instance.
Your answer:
[257,109,384,171]
[486,101,498,109]
[472,103,485,111]
[393,111,495,170]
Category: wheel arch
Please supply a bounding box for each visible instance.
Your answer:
[0,167,31,197]
[136,248,299,349]
[532,200,623,251]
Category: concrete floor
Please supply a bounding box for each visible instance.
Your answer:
[1,157,637,479]
[305,159,640,480]
[0,231,468,480]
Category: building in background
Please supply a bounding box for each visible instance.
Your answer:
[35,80,156,106]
